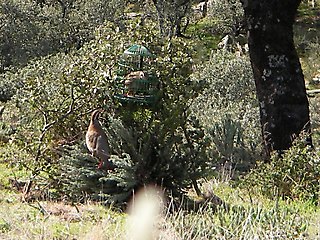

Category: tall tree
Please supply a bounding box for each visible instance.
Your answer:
[241,0,311,156]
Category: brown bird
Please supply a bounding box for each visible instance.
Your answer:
[86,109,114,170]
[124,71,148,96]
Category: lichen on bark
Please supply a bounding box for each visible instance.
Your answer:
[242,0,311,157]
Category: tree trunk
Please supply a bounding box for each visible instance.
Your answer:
[242,0,312,156]
[151,0,191,37]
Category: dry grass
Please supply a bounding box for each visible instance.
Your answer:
[0,194,125,239]
[1,179,320,240]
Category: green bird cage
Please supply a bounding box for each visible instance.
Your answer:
[114,44,160,106]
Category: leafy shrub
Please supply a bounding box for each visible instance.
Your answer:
[190,51,261,168]
[2,21,211,204]
[57,110,209,204]
[242,137,320,203]
[0,23,127,198]
[210,115,250,165]
[59,29,210,204]
[105,113,209,203]
[0,0,126,71]
[207,0,244,35]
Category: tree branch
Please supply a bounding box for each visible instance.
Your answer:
[24,86,77,197]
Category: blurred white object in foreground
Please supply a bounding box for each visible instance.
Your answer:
[126,186,165,240]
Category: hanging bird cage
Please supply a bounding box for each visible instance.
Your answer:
[114,44,160,106]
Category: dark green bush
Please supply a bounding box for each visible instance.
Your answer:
[242,137,320,203]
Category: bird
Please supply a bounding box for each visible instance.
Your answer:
[86,109,114,170]
[124,71,148,96]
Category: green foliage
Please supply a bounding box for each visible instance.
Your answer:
[185,19,221,63]
[47,44,261,206]
[0,0,127,71]
[1,1,320,238]
[151,0,193,37]
[242,138,320,202]
[207,0,244,35]
[0,23,126,195]
[1,20,210,204]
[51,144,111,202]
[6,51,113,175]
[191,51,261,168]
[60,24,210,203]
[95,112,209,204]
[210,115,249,164]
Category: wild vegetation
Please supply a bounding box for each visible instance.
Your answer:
[0,0,320,239]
